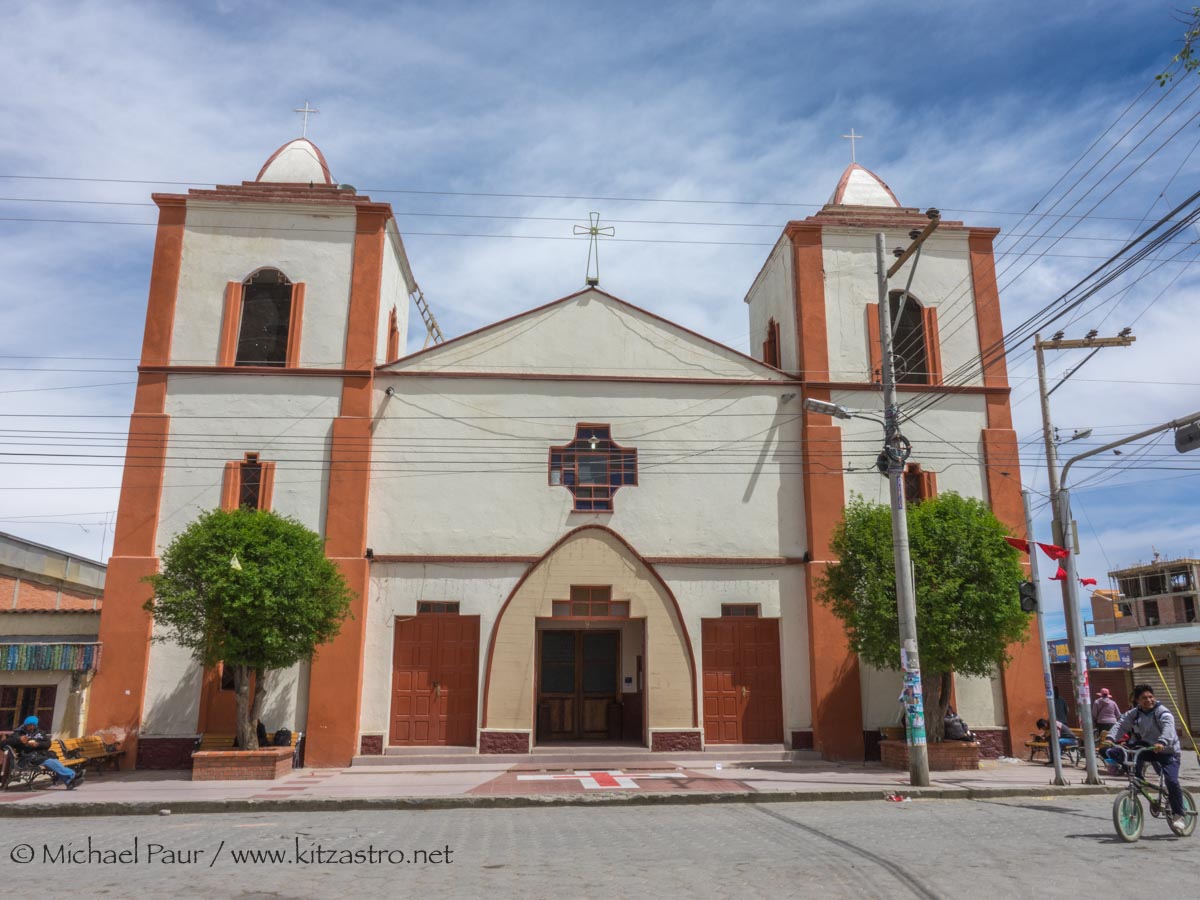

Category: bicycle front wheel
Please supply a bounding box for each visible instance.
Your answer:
[1168,789,1197,837]
[1113,791,1144,842]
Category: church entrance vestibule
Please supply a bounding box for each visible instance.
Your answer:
[536,629,624,742]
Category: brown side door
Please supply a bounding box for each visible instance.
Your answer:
[390,614,479,746]
[702,618,783,744]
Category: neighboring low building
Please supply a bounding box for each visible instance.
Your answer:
[1086,557,1200,738]
[0,531,105,735]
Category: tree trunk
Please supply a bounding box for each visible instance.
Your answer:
[232,664,256,751]
[922,671,953,743]
[250,668,268,751]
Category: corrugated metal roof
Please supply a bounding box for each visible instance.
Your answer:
[1084,624,1200,647]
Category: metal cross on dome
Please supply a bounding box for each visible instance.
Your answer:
[573,212,614,286]
[841,128,863,163]
[294,101,319,137]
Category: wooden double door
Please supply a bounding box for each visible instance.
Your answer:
[390,614,480,746]
[702,617,783,744]
[538,630,620,741]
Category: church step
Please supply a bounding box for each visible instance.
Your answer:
[351,745,821,768]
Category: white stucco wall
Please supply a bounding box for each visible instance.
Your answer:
[368,378,805,558]
[171,202,357,368]
[141,634,203,736]
[821,229,980,384]
[658,564,811,733]
[359,563,527,737]
[391,290,775,379]
[377,223,414,363]
[157,374,341,548]
[743,236,798,372]
[955,671,1006,728]
[860,663,904,729]
[833,389,991,505]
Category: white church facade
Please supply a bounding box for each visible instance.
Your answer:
[87,140,1043,768]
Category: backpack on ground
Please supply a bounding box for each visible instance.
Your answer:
[272,728,293,747]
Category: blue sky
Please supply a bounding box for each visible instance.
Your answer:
[2,1,1198,641]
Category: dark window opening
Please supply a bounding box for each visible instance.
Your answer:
[552,586,630,618]
[889,290,929,385]
[239,453,262,510]
[1169,569,1193,592]
[1143,600,1160,627]
[721,604,760,617]
[1118,602,1133,619]
[417,601,461,614]
[0,685,57,732]
[236,268,293,367]
[1184,596,1196,623]
[219,664,235,692]
[549,425,637,512]
[1119,577,1141,599]
[763,318,781,368]
[1145,574,1167,595]
[903,463,936,504]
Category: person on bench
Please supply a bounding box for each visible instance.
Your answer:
[1036,718,1077,756]
[2,716,84,790]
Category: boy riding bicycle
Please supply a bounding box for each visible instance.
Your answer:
[1104,683,1186,832]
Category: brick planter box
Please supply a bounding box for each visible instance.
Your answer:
[191,746,294,781]
[879,739,980,771]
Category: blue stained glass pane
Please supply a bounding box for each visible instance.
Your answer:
[577,499,594,511]
[563,470,575,486]
[609,469,621,486]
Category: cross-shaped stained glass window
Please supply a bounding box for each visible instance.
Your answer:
[548,424,637,512]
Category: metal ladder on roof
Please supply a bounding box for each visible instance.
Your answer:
[411,285,445,349]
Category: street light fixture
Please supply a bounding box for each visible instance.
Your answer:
[803,398,852,419]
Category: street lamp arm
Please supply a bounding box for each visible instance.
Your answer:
[1060,409,1200,489]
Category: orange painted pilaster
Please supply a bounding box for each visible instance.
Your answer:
[968,229,1009,389]
[140,197,186,367]
[286,283,305,368]
[304,205,387,766]
[791,217,864,762]
[218,282,240,366]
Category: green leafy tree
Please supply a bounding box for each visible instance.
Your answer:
[1158,7,1200,85]
[144,508,354,751]
[819,492,1029,742]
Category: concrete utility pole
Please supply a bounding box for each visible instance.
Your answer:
[1023,490,1068,786]
[877,211,940,787]
[1033,330,1134,785]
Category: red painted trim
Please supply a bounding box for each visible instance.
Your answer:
[255,139,335,185]
[923,306,944,386]
[140,197,186,367]
[138,365,357,377]
[968,230,1011,389]
[382,371,799,386]
[370,554,807,566]
[259,461,276,511]
[381,286,791,378]
[480,524,700,731]
[866,303,882,384]
[345,208,387,370]
[386,307,400,363]
[286,283,305,368]
[804,380,1009,395]
[220,462,238,511]
[828,163,902,208]
[218,282,241,367]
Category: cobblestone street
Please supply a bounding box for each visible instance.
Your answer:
[2,796,1194,898]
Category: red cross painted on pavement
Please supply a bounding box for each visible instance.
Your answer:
[516,770,687,790]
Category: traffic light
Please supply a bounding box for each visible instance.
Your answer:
[1018,581,1038,613]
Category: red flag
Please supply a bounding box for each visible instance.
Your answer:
[1005,537,1030,553]
[1049,566,1067,581]
[1037,542,1070,561]
[1080,577,1098,587]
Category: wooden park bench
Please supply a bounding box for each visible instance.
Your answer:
[194,731,301,765]
[1025,727,1086,766]
[59,735,125,773]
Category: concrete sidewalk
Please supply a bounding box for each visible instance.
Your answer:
[4,751,1198,817]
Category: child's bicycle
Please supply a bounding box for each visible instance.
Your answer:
[1106,743,1197,842]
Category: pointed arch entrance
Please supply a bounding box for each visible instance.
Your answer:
[480,526,699,752]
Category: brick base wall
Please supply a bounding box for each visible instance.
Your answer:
[136,737,197,770]
[879,739,980,771]
[479,731,530,754]
[972,728,1009,759]
[191,747,294,781]
[359,734,383,756]
[650,731,702,751]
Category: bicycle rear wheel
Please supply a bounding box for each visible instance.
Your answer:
[1113,791,1144,842]
[1168,789,1197,837]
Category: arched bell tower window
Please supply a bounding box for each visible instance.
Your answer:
[866,291,943,386]
[218,268,305,368]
